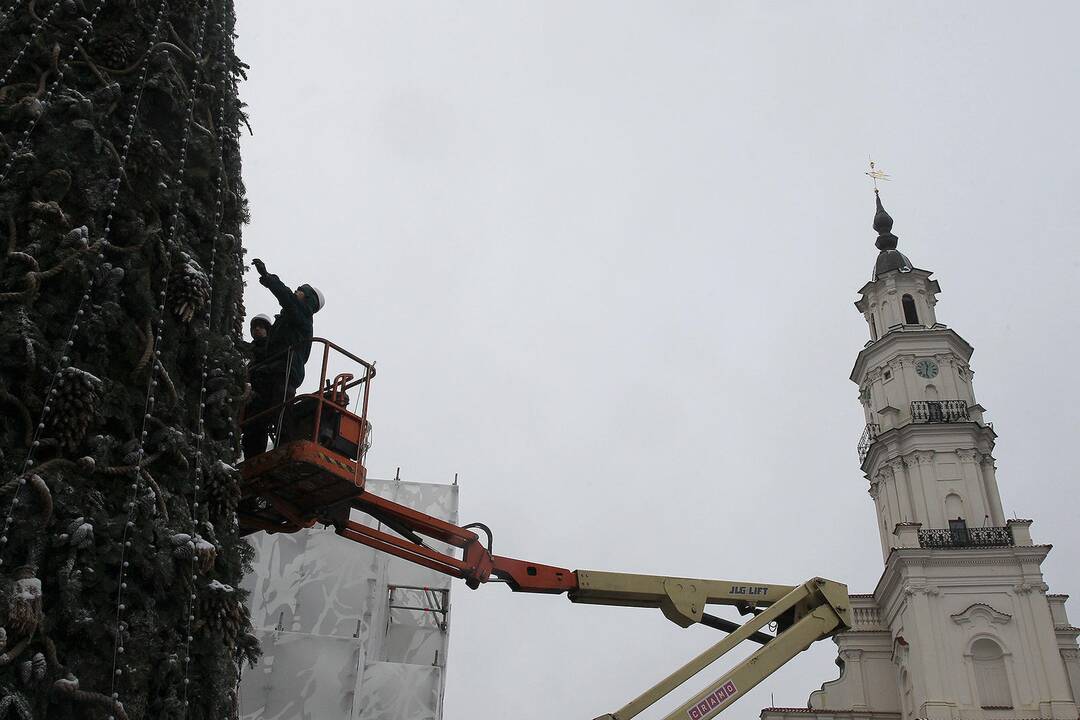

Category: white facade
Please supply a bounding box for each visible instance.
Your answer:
[762,198,1080,720]
[239,478,458,720]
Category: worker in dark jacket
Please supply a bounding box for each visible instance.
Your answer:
[240,313,274,456]
[254,258,324,388]
[241,259,325,458]
[247,314,272,364]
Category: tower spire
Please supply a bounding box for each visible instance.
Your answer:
[863,160,912,278]
[873,192,899,251]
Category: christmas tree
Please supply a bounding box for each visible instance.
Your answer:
[0,0,256,717]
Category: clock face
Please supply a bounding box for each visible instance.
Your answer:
[916,359,939,379]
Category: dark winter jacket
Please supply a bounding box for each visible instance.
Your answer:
[249,335,269,364]
[260,272,314,389]
[245,335,271,388]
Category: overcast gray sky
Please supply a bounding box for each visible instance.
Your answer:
[232,2,1080,718]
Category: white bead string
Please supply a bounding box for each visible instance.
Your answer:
[218,9,244,477]
[222,28,244,469]
[179,12,230,712]
[0,0,62,88]
[0,0,169,566]
[0,0,108,186]
[214,13,247,711]
[106,0,213,715]
[0,0,25,29]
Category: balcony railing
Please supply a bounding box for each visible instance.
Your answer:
[918,527,1013,548]
[911,400,969,424]
[857,423,881,464]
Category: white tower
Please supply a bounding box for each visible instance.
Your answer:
[853,193,1005,558]
[761,193,1080,720]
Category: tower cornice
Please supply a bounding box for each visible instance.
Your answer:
[874,544,1055,612]
[850,327,974,384]
[861,423,997,473]
[855,268,941,312]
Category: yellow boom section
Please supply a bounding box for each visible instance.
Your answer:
[568,572,851,720]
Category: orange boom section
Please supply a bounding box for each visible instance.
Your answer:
[236,337,576,595]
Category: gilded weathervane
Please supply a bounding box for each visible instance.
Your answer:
[865,158,891,194]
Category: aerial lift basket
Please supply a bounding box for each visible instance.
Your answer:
[237,337,374,534]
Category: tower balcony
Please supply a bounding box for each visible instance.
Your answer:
[910,399,969,424]
[857,423,880,464]
[918,527,1014,549]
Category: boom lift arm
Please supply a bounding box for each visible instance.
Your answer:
[333,492,852,720]
[237,341,850,720]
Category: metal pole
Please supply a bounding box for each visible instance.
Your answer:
[355,362,373,484]
[272,349,295,449]
[312,340,330,444]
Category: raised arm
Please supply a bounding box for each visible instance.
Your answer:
[252,258,306,317]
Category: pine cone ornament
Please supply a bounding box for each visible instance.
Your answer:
[37,169,72,202]
[170,255,210,324]
[7,570,43,637]
[170,533,217,571]
[69,518,94,549]
[205,459,240,521]
[0,690,32,719]
[27,200,70,241]
[61,225,89,250]
[171,533,196,561]
[31,653,46,682]
[170,0,205,13]
[95,34,137,68]
[197,582,247,649]
[46,368,102,452]
[15,651,46,685]
[201,368,240,437]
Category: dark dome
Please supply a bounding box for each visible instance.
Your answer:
[874,248,913,278]
[871,192,912,278]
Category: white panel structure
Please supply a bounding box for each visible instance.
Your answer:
[241,630,365,719]
[354,664,444,720]
[239,478,458,720]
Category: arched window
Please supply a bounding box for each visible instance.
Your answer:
[945,492,964,520]
[972,638,1012,708]
[925,384,939,401]
[902,294,919,324]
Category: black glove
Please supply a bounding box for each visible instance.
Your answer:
[252,258,267,277]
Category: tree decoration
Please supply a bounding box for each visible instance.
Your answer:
[0,0,257,717]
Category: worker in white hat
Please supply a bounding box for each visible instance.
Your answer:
[242,259,326,458]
